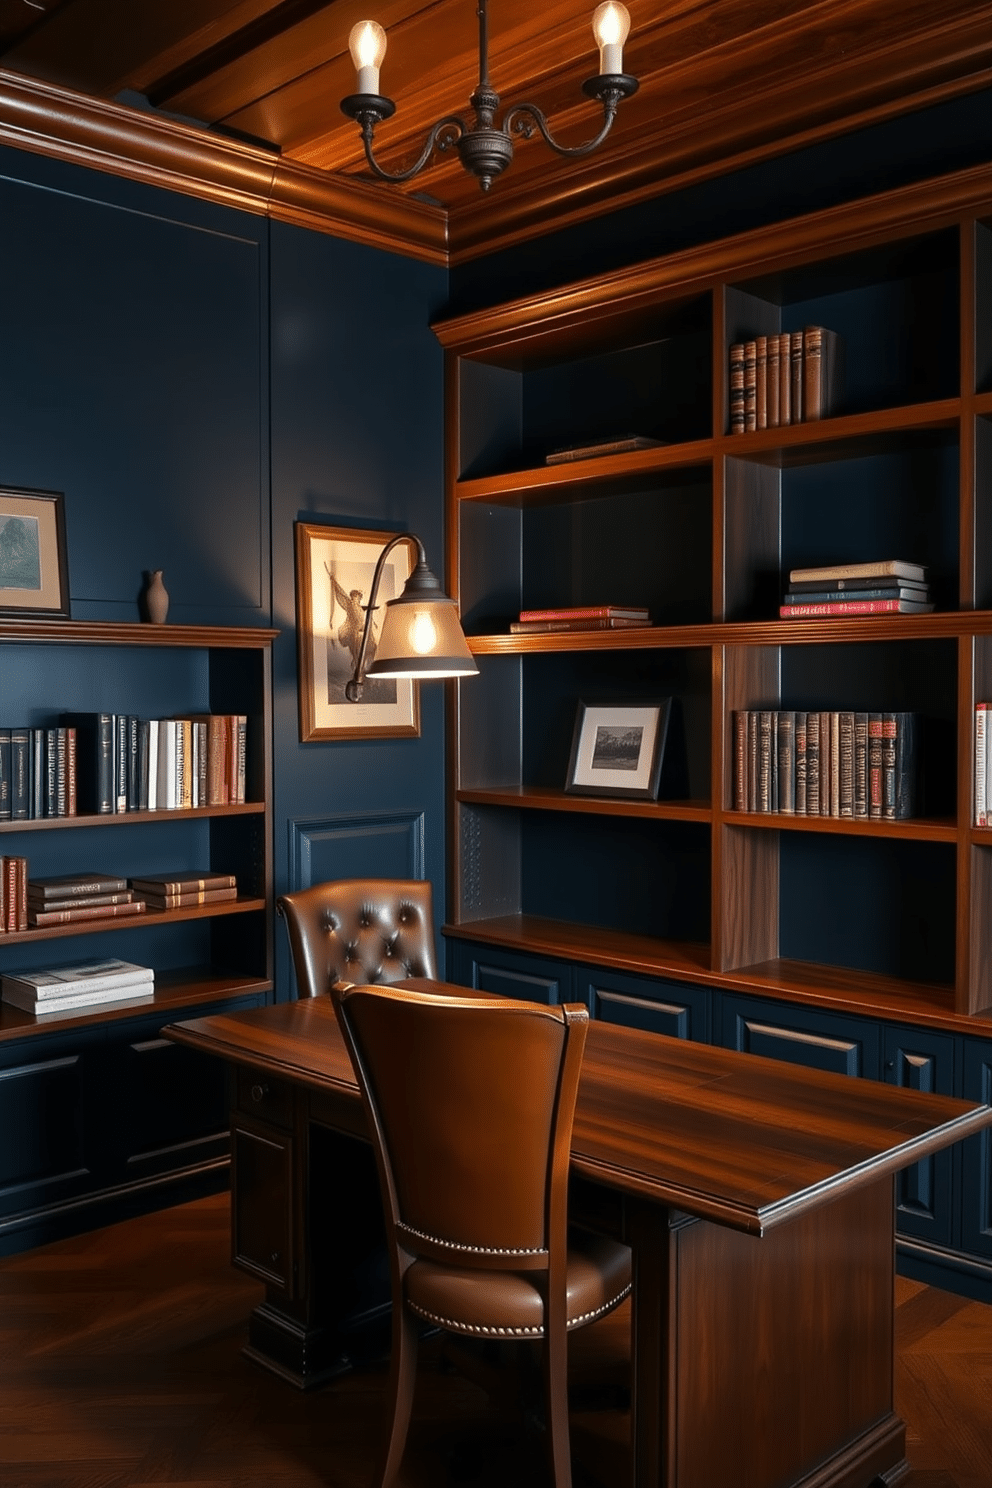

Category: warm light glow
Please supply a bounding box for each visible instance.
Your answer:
[591,1,630,73]
[349,20,387,94]
[409,610,439,655]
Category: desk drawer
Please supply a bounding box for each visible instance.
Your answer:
[236,1070,295,1130]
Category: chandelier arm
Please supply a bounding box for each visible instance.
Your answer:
[357,113,467,182]
[502,96,622,160]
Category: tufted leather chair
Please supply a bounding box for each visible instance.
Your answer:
[276,879,438,998]
[332,981,632,1488]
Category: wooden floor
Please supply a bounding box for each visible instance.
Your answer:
[0,1192,989,1488]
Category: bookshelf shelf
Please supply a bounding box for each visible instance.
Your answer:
[721,811,957,842]
[436,163,992,1033]
[0,621,275,1254]
[0,801,266,833]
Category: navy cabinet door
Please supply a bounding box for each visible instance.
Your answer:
[581,968,710,1041]
[962,1039,992,1261]
[883,1025,957,1247]
[720,994,880,1078]
[445,940,572,1004]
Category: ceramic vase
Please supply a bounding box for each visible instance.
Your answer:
[145,570,170,624]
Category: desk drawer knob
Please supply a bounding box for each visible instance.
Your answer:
[251,1083,269,1103]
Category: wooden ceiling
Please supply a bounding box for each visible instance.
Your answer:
[1,0,992,265]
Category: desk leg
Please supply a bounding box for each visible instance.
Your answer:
[625,1180,908,1488]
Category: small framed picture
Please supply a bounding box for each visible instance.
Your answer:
[566,700,671,799]
[294,521,420,742]
[0,487,70,620]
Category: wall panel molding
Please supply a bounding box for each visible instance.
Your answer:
[288,811,426,893]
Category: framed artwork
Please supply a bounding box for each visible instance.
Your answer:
[295,522,420,742]
[566,699,671,799]
[0,487,70,620]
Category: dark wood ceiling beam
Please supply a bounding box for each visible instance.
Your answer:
[444,8,992,259]
[0,0,279,98]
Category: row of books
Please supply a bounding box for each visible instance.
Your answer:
[733,710,919,819]
[730,326,843,434]
[0,713,247,821]
[973,703,992,825]
[0,727,77,820]
[509,604,651,635]
[0,869,238,934]
[780,559,932,619]
[1,957,155,1017]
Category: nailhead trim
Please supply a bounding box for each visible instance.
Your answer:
[407,1283,631,1338]
[398,1222,546,1258]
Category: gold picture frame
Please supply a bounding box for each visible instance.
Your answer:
[294,522,421,742]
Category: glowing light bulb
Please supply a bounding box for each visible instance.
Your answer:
[591,2,630,75]
[409,610,438,656]
[349,20,387,95]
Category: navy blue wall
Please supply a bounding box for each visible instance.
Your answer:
[0,145,447,998]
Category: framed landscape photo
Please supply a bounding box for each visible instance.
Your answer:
[0,487,70,620]
[295,522,420,742]
[566,700,671,799]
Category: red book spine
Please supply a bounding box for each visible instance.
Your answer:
[517,605,648,622]
[780,599,905,617]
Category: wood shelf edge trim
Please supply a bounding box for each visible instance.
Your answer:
[0,69,447,267]
[467,612,992,654]
[453,401,958,503]
[0,802,266,832]
[456,787,710,822]
[0,974,272,1043]
[721,811,958,842]
[1,897,268,945]
[0,619,278,646]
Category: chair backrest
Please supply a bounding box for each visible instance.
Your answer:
[276,878,438,998]
[332,984,589,1269]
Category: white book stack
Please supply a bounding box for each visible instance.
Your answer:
[1,958,155,1017]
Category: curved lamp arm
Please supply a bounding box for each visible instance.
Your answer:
[345,533,425,702]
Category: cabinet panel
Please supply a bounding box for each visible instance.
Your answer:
[883,1025,957,1247]
[583,968,710,1041]
[117,1032,229,1180]
[0,1042,91,1212]
[232,1119,295,1294]
[961,1040,992,1259]
[721,994,880,1078]
[446,940,571,1004]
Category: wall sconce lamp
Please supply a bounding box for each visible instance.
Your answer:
[341,0,638,193]
[346,534,479,702]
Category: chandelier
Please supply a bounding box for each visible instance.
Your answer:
[340,0,638,192]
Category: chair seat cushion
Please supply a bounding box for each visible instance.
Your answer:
[404,1230,631,1339]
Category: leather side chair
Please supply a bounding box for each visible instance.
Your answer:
[332,982,632,1488]
[276,878,438,998]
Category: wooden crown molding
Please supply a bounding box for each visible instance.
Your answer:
[0,68,448,265]
[433,155,992,353]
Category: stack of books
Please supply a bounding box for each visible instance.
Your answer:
[0,725,77,821]
[730,325,843,433]
[733,709,919,819]
[510,605,651,635]
[69,712,247,816]
[779,561,933,618]
[0,856,28,932]
[128,871,237,909]
[26,872,146,928]
[1,957,155,1017]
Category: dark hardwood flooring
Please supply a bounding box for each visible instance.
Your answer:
[0,1192,988,1487]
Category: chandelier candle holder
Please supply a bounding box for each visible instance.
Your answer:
[341,0,639,192]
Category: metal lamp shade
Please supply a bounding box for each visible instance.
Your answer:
[366,594,479,679]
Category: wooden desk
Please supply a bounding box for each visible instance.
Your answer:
[164,992,992,1488]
